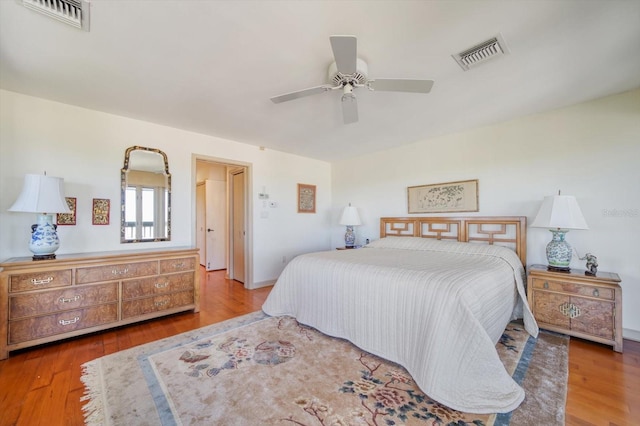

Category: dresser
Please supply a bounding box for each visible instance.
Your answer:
[527,264,622,352]
[0,248,199,359]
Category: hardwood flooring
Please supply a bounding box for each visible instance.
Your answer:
[0,268,638,425]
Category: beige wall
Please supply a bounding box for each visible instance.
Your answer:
[0,90,332,287]
[331,89,640,338]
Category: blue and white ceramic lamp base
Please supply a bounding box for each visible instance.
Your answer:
[29,214,60,260]
[545,229,573,271]
[344,226,356,248]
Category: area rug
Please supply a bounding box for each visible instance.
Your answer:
[81,311,568,425]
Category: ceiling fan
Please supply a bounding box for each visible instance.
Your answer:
[270,35,434,124]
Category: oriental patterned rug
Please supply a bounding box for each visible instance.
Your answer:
[81,311,568,426]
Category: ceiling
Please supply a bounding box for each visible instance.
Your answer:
[1,1,639,162]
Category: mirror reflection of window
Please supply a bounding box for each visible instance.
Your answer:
[121,146,171,243]
[125,187,137,239]
[142,187,154,239]
[124,185,159,240]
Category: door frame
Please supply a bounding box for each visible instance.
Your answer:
[195,181,206,267]
[193,155,252,289]
[228,167,245,283]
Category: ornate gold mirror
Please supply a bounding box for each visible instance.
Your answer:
[121,146,171,242]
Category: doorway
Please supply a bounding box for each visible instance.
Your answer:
[196,180,225,271]
[195,158,249,286]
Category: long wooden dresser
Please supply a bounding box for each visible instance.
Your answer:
[0,247,199,359]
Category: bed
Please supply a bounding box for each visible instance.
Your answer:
[262,216,538,414]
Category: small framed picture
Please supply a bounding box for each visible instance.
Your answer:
[297,183,316,214]
[57,197,76,226]
[92,198,110,225]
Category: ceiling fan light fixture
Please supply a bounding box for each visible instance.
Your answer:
[342,84,355,98]
[452,33,509,71]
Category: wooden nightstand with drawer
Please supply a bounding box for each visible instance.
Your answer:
[527,264,622,352]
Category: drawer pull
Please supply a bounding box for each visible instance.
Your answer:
[155,282,169,289]
[155,300,169,308]
[58,295,82,304]
[31,277,54,285]
[111,268,129,275]
[59,316,80,326]
[543,281,549,289]
[559,302,582,319]
[593,289,600,297]
[173,262,185,268]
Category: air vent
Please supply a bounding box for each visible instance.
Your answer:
[21,0,89,31]
[452,34,509,71]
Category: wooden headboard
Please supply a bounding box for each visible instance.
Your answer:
[380,216,527,266]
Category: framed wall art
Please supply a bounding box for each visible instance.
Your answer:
[407,179,479,214]
[56,197,77,226]
[297,183,316,213]
[92,198,110,225]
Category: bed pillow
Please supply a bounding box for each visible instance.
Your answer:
[366,236,524,268]
[366,236,450,250]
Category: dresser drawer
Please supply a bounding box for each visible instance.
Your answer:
[8,303,118,344]
[9,269,72,293]
[121,290,194,319]
[159,257,196,274]
[122,272,194,300]
[76,261,158,284]
[9,283,118,320]
[531,278,614,300]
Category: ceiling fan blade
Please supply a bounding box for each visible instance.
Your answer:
[368,79,434,93]
[341,94,358,124]
[270,85,333,103]
[330,35,357,75]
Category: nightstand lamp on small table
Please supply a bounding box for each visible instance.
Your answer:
[531,191,588,271]
[339,203,361,248]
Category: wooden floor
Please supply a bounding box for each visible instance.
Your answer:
[0,268,638,426]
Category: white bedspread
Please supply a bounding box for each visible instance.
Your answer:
[262,237,538,413]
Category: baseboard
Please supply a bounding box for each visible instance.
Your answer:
[623,328,640,343]
[250,279,276,289]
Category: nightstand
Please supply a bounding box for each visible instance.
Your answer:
[527,264,623,352]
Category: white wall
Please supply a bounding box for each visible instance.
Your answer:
[0,90,332,288]
[332,89,640,337]
[2,88,638,336]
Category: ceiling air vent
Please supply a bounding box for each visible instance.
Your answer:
[452,34,509,71]
[21,0,90,31]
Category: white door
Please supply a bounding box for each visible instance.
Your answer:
[231,171,245,283]
[205,179,226,271]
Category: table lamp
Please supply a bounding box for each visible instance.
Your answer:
[339,203,361,248]
[531,191,588,271]
[8,174,71,260]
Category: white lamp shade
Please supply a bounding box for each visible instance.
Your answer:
[8,174,71,214]
[339,205,361,226]
[531,195,588,230]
